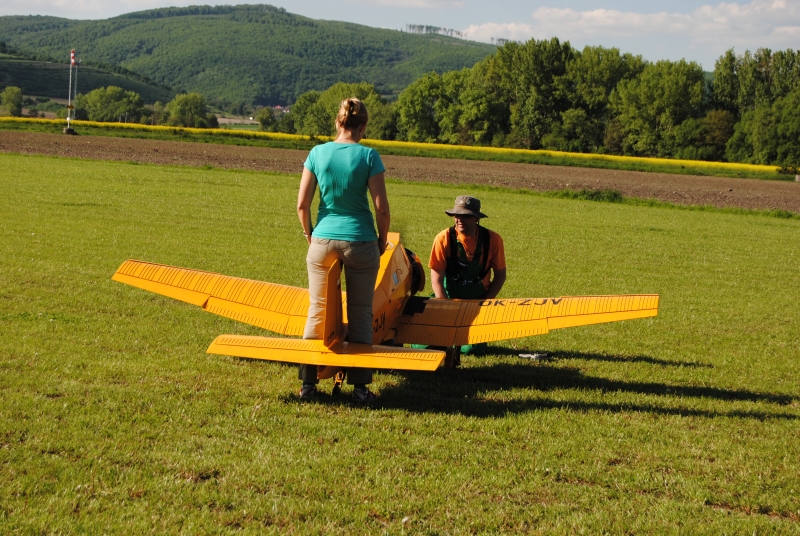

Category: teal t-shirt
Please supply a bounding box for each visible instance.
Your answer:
[304,142,385,241]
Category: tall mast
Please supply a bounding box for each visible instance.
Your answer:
[67,49,75,129]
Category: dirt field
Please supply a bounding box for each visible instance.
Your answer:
[3,130,799,213]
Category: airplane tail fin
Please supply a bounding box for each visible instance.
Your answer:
[207,335,445,371]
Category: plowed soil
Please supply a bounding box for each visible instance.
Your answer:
[3,130,799,213]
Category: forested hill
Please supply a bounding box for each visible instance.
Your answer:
[0,5,495,107]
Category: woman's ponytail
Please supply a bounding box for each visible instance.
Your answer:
[336,97,369,131]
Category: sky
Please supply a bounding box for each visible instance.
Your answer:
[1,0,798,70]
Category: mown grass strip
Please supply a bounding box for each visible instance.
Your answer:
[383,179,800,221]
[0,116,785,181]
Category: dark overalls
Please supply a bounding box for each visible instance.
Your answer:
[445,226,491,356]
[414,226,493,362]
[443,226,491,300]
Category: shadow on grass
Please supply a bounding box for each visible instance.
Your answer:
[272,350,796,419]
[368,360,796,420]
[490,347,714,369]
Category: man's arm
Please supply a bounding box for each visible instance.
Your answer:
[431,269,447,299]
[484,268,506,299]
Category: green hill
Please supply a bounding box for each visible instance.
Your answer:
[0,5,496,107]
[0,54,175,104]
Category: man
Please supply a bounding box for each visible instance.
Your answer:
[429,195,506,357]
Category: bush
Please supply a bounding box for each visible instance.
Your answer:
[74,86,145,122]
[164,93,216,128]
[292,82,395,140]
[256,107,275,131]
[1,86,24,116]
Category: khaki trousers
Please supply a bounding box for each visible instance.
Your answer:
[300,237,380,385]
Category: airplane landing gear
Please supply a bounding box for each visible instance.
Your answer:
[332,370,346,395]
[443,347,461,369]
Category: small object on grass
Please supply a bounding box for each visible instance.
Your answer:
[519,353,550,361]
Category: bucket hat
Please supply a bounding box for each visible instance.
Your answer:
[445,195,487,218]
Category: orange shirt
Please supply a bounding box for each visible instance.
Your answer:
[429,226,506,288]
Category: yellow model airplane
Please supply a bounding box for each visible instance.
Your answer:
[112,232,659,376]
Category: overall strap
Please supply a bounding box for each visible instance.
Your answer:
[446,226,459,277]
[446,226,491,279]
[477,226,491,280]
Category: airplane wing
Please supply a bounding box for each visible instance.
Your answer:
[394,294,659,347]
[207,335,445,371]
[112,260,309,336]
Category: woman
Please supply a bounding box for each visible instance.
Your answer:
[296,97,390,401]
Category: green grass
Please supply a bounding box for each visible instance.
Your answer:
[217,123,262,131]
[1,153,799,533]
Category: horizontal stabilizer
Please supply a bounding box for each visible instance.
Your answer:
[113,260,310,335]
[395,294,659,346]
[207,335,445,371]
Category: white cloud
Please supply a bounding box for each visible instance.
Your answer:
[463,1,800,67]
[350,0,463,7]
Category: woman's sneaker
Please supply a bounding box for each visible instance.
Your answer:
[299,384,317,400]
[351,387,377,402]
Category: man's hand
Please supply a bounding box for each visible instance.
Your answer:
[484,268,507,299]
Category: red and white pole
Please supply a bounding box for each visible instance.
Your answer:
[73,50,78,117]
[67,49,75,128]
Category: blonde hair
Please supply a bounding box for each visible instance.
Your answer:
[336,97,369,131]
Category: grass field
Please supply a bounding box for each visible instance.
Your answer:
[1,153,799,533]
[217,124,262,131]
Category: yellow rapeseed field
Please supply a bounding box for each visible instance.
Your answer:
[0,117,780,174]
[363,138,780,173]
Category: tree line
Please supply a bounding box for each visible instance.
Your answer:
[284,41,799,169]
[1,84,217,128]
[67,87,219,128]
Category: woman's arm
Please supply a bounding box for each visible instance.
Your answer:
[297,167,317,244]
[367,171,390,255]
